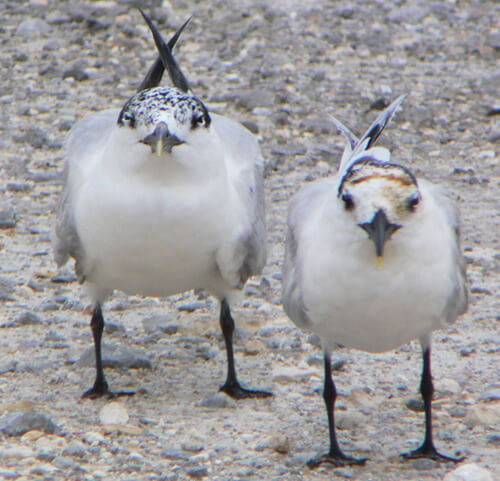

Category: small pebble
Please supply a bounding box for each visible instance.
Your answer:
[186,466,209,479]
[269,434,290,454]
[0,205,17,229]
[16,18,51,37]
[99,402,129,426]
[406,398,425,412]
[197,393,236,409]
[443,463,494,481]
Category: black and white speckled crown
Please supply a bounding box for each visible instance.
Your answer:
[117,86,211,130]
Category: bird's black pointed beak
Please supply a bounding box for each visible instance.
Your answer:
[359,209,401,263]
[140,122,184,155]
[139,9,190,93]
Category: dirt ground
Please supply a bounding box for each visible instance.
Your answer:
[0,0,498,480]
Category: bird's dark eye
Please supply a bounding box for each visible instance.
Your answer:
[123,112,136,128]
[191,114,207,129]
[407,194,420,212]
[341,193,354,210]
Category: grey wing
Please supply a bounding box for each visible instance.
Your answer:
[238,159,267,281]
[282,179,335,330]
[282,213,311,329]
[212,114,267,287]
[427,182,469,324]
[53,109,120,281]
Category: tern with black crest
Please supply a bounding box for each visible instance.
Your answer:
[54,10,270,400]
[282,96,468,467]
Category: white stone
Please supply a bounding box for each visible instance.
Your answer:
[257,302,272,315]
[268,434,290,454]
[34,435,66,454]
[443,463,494,481]
[336,412,362,430]
[465,403,500,427]
[0,445,34,459]
[272,363,316,383]
[83,431,106,446]
[436,377,462,395]
[99,401,129,426]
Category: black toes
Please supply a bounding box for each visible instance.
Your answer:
[402,444,464,463]
[220,381,272,399]
[307,452,368,469]
[82,382,135,399]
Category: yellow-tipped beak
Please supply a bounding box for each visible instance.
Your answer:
[377,256,384,269]
[156,138,163,157]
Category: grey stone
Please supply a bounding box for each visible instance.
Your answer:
[0,410,59,436]
[6,182,32,192]
[197,393,236,409]
[0,360,18,374]
[470,286,492,295]
[16,18,51,37]
[161,450,190,461]
[332,359,346,371]
[44,328,66,342]
[0,468,19,480]
[63,67,89,82]
[181,441,204,453]
[236,90,275,110]
[52,456,77,469]
[104,321,126,335]
[449,407,467,418]
[0,205,17,229]
[51,272,77,283]
[37,452,56,462]
[306,355,323,366]
[411,458,439,470]
[3,311,43,327]
[14,127,49,148]
[142,314,177,334]
[241,120,259,134]
[479,388,500,402]
[301,117,337,135]
[336,413,362,430]
[406,398,425,412]
[185,466,208,479]
[488,128,500,143]
[486,433,500,446]
[485,32,500,50]
[178,302,206,313]
[307,333,322,347]
[270,142,307,156]
[388,6,431,25]
[77,342,152,369]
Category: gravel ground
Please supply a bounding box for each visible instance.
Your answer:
[0,0,498,480]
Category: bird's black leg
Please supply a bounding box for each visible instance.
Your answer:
[402,347,464,462]
[218,298,272,399]
[308,351,367,469]
[82,303,134,399]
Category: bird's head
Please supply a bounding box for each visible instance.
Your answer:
[338,156,421,264]
[117,86,211,155]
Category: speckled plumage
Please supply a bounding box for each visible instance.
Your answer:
[117,86,210,131]
[53,11,269,400]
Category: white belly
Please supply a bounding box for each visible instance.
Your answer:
[76,177,229,298]
[302,229,453,352]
